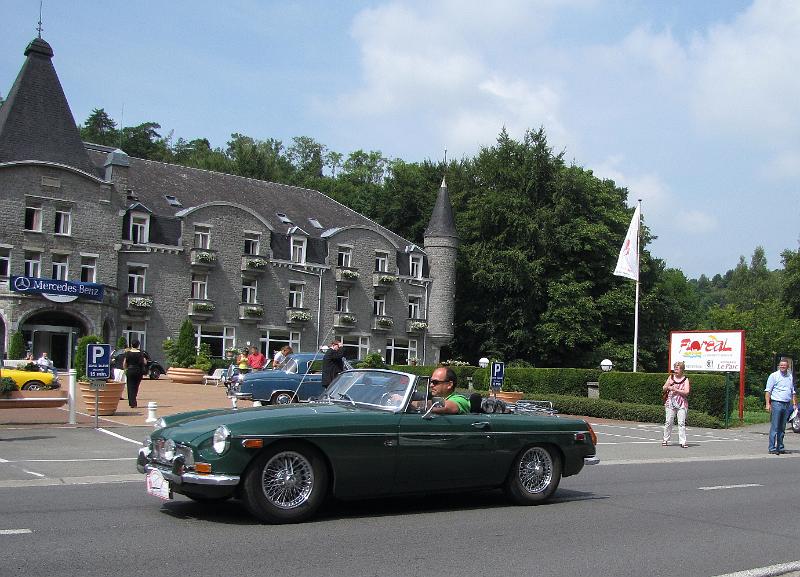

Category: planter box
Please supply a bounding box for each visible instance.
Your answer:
[0,389,68,409]
[79,380,126,416]
[167,367,206,384]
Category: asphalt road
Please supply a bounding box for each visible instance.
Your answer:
[1,421,798,577]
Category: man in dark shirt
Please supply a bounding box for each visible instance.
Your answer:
[321,340,346,388]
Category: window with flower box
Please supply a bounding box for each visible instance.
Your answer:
[289,283,304,308]
[128,266,146,294]
[336,288,350,312]
[244,232,260,255]
[242,279,258,304]
[191,273,208,299]
[194,225,211,250]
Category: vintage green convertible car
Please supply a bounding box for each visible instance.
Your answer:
[138,368,598,524]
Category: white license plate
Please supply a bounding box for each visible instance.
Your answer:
[146,468,172,500]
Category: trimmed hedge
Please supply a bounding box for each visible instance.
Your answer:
[391,365,597,397]
[599,371,732,420]
[472,367,599,397]
[543,394,723,428]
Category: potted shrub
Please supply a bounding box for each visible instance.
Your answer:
[76,334,125,415]
[166,319,206,384]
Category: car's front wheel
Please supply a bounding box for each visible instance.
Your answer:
[503,444,561,505]
[149,367,161,379]
[243,443,328,524]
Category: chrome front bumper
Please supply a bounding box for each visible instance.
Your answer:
[137,447,240,486]
[584,456,600,465]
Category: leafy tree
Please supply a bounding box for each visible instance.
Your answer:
[8,330,26,359]
[75,335,101,381]
[120,122,170,160]
[116,336,127,349]
[168,319,197,368]
[782,248,800,317]
[80,108,118,146]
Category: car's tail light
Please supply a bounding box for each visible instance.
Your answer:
[587,423,598,446]
[195,463,212,474]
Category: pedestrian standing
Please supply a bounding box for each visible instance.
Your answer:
[663,361,691,448]
[247,346,266,370]
[765,358,797,455]
[123,340,147,408]
[321,340,345,388]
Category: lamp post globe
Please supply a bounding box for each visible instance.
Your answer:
[600,359,613,372]
[478,357,490,369]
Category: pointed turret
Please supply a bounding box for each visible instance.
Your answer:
[424,177,459,361]
[0,37,97,175]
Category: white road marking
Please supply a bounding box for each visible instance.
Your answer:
[0,529,33,535]
[713,560,800,577]
[97,428,141,444]
[0,457,8,463]
[699,483,762,491]
[601,453,798,465]
[22,470,45,477]
[2,458,135,463]
[0,474,142,488]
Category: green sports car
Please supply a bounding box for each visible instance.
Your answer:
[138,368,599,524]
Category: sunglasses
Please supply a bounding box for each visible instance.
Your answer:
[430,379,452,385]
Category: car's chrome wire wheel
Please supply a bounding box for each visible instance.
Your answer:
[517,446,553,494]
[261,451,314,509]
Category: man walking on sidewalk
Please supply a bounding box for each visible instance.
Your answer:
[765,358,797,454]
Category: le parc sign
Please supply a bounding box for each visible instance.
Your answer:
[669,330,745,372]
[9,275,104,303]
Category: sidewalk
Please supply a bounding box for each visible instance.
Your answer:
[0,376,238,428]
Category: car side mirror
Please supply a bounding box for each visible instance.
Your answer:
[422,397,444,420]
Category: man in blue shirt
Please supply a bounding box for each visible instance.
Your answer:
[765,358,798,454]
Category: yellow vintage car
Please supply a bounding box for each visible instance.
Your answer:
[0,366,59,390]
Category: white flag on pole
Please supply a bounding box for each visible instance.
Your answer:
[614,204,640,281]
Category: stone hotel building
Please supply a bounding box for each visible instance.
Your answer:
[0,37,458,370]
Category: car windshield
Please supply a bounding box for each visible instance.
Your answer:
[322,370,414,412]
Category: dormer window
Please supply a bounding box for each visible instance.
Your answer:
[130,214,150,244]
[308,217,323,229]
[277,213,293,224]
[410,254,423,279]
[291,236,307,264]
[164,194,182,207]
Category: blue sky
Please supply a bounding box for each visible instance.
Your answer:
[2,0,798,279]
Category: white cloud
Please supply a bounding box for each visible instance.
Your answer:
[690,0,800,144]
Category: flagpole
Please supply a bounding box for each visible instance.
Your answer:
[632,199,642,372]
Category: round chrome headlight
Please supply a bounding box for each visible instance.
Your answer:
[163,439,176,461]
[212,425,231,455]
[154,417,167,430]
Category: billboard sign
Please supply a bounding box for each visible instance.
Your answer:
[669,330,745,372]
[9,275,104,303]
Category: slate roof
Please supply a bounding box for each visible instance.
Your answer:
[0,37,98,176]
[86,145,413,247]
[424,177,458,239]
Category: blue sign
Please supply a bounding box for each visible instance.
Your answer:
[86,344,112,380]
[9,276,104,302]
[490,361,505,391]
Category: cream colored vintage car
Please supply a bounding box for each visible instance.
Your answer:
[0,366,59,390]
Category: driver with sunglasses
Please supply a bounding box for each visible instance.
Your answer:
[429,366,470,414]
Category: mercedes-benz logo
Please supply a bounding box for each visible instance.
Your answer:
[13,276,31,291]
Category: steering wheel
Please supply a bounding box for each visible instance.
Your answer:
[380,391,403,406]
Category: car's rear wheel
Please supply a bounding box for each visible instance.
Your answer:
[503,445,561,505]
[22,380,46,391]
[243,443,328,524]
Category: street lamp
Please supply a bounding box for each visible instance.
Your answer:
[478,357,489,369]
[600,359,613,372]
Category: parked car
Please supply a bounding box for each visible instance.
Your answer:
[0,366,59,390]
[137,368,599,524]
[110,349,165,380]
[235,352,353,404]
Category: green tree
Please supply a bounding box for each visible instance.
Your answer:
[75,335,101,381]
[8,330,26,359]
[168,319,197,368]
[80,108,118,146]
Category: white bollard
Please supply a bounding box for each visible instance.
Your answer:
[231,396,238,409]
[145,401,158,423]
[252,400,262,407]
[67,369,77,425]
